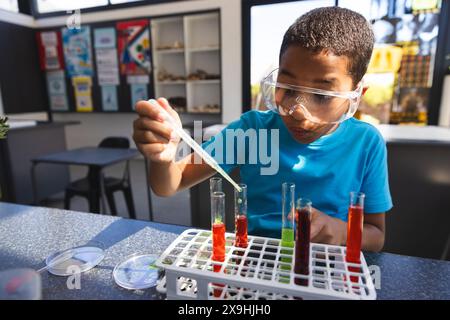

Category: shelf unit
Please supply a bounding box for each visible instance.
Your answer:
[151,11,221,115]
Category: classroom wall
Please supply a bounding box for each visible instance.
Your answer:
[0,0,242,149]
[43,0,242,150]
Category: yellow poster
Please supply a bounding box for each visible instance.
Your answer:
[72,76,93,112]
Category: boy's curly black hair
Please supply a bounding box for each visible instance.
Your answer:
[279,6,375,86]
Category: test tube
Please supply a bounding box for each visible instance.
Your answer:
[210,177,222,194]
[294,198,311,286]
[234,183,248,248]
[346,192,365,282]
[211,191,226,297]
[211,191,226,263]
[281,182,295,249]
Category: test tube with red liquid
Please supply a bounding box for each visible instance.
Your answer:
[294,198,311,286]
[234,183,248,248]
[211,191,225,297]
[346,192,365,283]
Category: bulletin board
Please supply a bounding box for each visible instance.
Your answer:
[37,18,154,113]
[37,9,222,115]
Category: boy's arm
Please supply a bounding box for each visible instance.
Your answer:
[134,98,217,196]
[310,209,386,252]
[149,153,216,196]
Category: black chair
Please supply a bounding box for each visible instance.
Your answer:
[64,137,136,219]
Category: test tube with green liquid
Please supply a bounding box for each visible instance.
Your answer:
[281,182,295,249]
[279,182,295,282]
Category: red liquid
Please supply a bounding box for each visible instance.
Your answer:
[294,208,310,286]
[212,222,226,261]
[346,205,364,282]
[212,222,225,297]
[235,215,248,248]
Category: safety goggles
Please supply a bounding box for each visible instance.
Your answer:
[260,69,363,124]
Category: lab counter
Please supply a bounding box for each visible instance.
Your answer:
[0,202,449,300]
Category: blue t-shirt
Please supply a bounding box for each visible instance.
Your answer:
[202,110,393,238]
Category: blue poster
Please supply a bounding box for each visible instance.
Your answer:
[46,70,68,111]
[101,86,118,111]
[130,84,148,109]
[62,26,94,77]
[94,27,116,49]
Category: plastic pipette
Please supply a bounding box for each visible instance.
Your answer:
[150,99,242,193]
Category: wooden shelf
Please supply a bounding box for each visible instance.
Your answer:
[187,46,219,53]
[156,80,187,85]
[156,48,185,54]
[187,79,220,84]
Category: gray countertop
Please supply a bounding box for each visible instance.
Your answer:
[203,123,450,145]
[0,202,449,300]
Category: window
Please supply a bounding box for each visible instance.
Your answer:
[249,0,334,109]
[109,0,144,4]
[35,0,108,14]
[0,0,19,13]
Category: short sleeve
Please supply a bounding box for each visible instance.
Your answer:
[360,133,393,213]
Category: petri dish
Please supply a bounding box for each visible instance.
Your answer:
[45,241,105,276]
[113,254,161,290]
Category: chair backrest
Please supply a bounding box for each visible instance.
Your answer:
[98,137,130,149]
[87,137,130,180]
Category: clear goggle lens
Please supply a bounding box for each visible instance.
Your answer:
[261,69,363,124]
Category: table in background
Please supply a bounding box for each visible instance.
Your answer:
[31,147,153,220]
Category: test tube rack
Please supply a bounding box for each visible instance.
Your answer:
[155,229,376,300]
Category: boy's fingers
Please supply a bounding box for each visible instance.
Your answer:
[133,129,169,144]
[309,211,323,240]
[157,97,180,121]
[135,100,165,122]
[138,143,166,155]
[134,118,173,140]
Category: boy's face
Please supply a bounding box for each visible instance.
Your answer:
[278,45,354,144]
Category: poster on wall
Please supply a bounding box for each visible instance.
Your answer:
[72,76,93,112]
[46,70,68,111]
[94,27,119,86]
[130,83,148,109]
[62,26,94,77]
[117,20,151,75]
[94,27,120,112]
[37,31,64,70]
[101,85,118,111]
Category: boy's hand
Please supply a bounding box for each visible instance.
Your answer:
[310,208,347,246]
[133,98,181,163]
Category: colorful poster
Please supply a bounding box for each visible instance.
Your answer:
[101,86,118,111]
[72,76,93,112]
[62,26,94,77]
[37,31,64,70]
[117,20,151,75]
[130,83,148,109]
[46,70,68,111]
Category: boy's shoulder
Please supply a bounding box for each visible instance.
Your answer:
[239,110,279,129]
[346,117,386,146]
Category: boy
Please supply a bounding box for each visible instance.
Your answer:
[133,7,392,252]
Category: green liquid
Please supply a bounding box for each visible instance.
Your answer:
[281,228,294,248]
[280,228,294,279]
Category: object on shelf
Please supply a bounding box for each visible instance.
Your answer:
[168,96,187,113]
[157,69,186,82]
[190,104,220,113]
[187,69,220,81]
[156,41,184,50]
